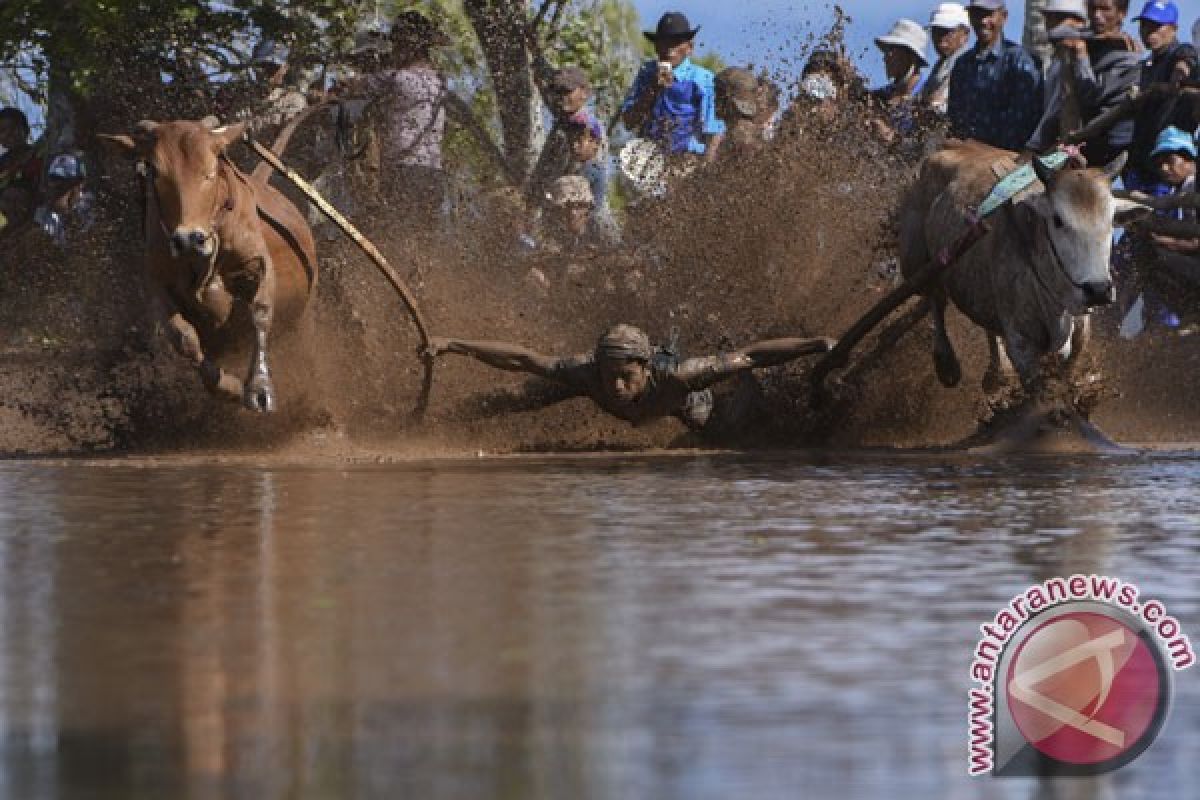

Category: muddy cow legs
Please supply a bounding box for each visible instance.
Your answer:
[1002,328,1044,392]
[155,291,244,402]
[930,290,963,388]
[243,259,277,413]
[982,335,1014,394]
[1065,315,1092,382]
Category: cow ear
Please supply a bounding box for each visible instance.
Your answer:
[1113,197,1152,227]
[1102,152,1129,182]
[97,133,142,159]
[209,121,248,152]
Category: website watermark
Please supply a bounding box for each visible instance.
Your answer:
[968,575,1193,777]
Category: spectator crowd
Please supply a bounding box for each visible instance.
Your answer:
[4,0,1200,333]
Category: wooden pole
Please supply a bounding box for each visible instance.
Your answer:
[810,216,991,399]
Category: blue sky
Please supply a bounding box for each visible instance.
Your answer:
[632,0,1200,84]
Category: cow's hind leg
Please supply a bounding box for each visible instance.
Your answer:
[930,290,962,387]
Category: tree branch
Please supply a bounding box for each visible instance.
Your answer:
[442,91,522,185]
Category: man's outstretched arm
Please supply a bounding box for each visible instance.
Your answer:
[427,337,561,380]
[676,336,836,390]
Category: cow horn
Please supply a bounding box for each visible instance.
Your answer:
[200,115,221,130]
[135,120,159,134]
[1032,156,1056,191]
[1102,152,1129,181]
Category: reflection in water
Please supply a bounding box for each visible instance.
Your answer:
[0,455,1195,799]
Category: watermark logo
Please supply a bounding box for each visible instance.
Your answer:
[968,576,1193,777]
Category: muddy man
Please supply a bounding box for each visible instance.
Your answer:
[427,324,835,436]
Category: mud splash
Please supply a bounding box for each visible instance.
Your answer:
[3,50,1198,456]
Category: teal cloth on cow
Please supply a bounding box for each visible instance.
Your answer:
[977,151,1070,219]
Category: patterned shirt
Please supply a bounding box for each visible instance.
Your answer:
[947,38,1044,152]
[366,65,446,169]
[621,58,726,155]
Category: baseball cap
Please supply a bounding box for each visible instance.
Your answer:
[546,175,594,208]
[967,0,1006,11]
[1134,0,1180,26]
[566,110,605,142]
[715,67,761,117]
[1151,126,1197,160]
[550,66,590,93]
[930,3,971,29]
[1043,0,1088,19]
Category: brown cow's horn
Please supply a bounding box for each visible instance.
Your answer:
[1032,156,1056,191]
[135,120,159,133]
[1102,152,1129,181]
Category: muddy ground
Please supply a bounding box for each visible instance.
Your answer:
[2,113,1199,458]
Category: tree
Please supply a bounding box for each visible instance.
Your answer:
[0,1,356,152]
[0,0,647,187]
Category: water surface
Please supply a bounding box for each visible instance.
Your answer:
[0,453,1196,799]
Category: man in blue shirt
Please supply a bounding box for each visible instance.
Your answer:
[620,12,725,162]
[946,0,1044,152]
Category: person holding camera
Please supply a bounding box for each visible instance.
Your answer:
[619,12,725,165]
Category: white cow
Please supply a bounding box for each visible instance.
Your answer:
[900,141,1149,391]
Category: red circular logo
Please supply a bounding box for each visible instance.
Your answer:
[1006,611,1165,766]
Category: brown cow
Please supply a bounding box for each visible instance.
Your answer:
[100,119,316,412]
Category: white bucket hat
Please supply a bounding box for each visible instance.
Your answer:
[1042,0,1088,19]
[929,3,971,30]
[875,19,930,67]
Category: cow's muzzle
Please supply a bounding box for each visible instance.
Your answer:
[1082,280,1115,308]
[170,227,216,259]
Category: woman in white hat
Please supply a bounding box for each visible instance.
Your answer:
[875,19,930,101]
[921,3,972,114]
[872,19,930,141]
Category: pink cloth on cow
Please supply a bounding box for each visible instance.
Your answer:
[366,65,446,170]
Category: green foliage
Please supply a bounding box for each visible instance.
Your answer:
[691,51,727,76]
[543,0,643,118]
[0,0,659,186]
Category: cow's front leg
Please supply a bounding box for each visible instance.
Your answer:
[243,257,277,413]
[982,334,1014,394]
[1064,315,1092,383]
[153,289,243,402]
[1002,330,1043,394]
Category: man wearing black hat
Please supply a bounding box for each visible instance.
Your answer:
[946,0,1044,151]
[620,12,725,163]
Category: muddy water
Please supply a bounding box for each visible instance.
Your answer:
[0,454,1196,799]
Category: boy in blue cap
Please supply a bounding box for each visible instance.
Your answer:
[1126,1,1199,191]
[1148,126,1198,248]
[620,12,725,163]
[1121,126,1198,333]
